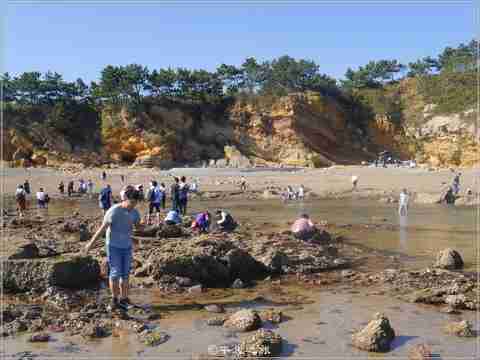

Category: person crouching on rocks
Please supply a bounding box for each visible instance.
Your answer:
[291,213,316,241]
[191,211,210,233]
[84,187,142,312]
[164,209,182,226]
[215,209,237,232]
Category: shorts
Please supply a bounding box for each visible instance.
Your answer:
[165,220,176,226]
[149,203,161,214]
[107,246,132,280]
[38,200,46,208]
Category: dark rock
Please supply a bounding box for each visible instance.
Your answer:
[260,251,289,274]
[221,249,268,282]
[232,279,245,289]
[434,248,464,270]
[157,224,183,238]
[49,256,101,289]
[3,257,100,293]
[134,226,160,237]
[8,244,40,260]
[206,317,226,326]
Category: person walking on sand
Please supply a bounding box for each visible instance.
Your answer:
[351,175,359,191]
[84,187,142,311]
[398,188,409,216]
[15,185,27,218]
[452,172,461,195]
[101,171,107,181]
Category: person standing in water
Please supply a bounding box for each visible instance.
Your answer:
[298,185,305,200]
[398,188,409,216]
[351,175,359,191]
[84,187,142,311]
[67,181,74,197]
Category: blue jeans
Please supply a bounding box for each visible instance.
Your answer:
[107,246,132,280]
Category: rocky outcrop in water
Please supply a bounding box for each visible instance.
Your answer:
[3,256,100,293]
[223,309,262,332]
[433,248,464,270]
[351,313,395,352]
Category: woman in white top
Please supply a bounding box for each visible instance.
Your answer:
[36,188,48,209]
[399,188,409,216]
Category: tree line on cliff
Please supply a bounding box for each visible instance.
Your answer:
[2,39,476,126]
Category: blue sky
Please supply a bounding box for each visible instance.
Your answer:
[4,1,476,82]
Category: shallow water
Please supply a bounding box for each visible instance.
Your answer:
[3,196,478,358]
[5,196,477,269]
[3,286,479,359]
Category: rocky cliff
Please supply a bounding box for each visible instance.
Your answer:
[3,85,478,169]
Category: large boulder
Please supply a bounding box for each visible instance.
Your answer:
[351,313,395,352]
[157,224,184,238]
[49,256,101,289]
[434,248,464,270]
[3,257,100,293]
[221,249,268,282]
[151,254,230,288]
[238,329,283,357]
[224,309,262,332]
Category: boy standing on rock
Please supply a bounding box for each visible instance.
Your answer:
[84,187,142,311]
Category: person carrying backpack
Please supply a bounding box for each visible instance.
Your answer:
[99,184,112,214]
[146,181,163,225]
[178,176,190,215]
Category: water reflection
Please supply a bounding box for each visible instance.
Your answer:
[399,215,408,252]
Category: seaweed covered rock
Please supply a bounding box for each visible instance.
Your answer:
[49,256,101,289]
[238,329,283,357]
[3,256,100,293]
